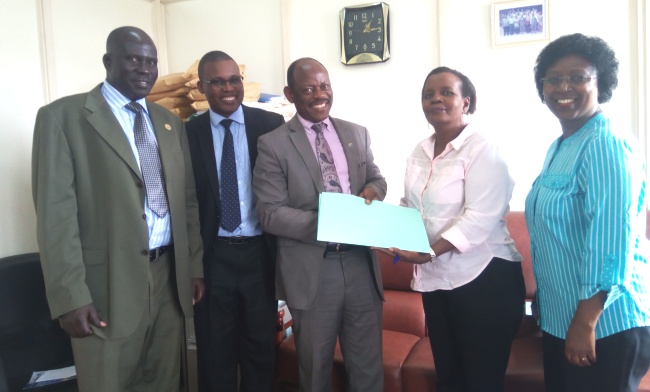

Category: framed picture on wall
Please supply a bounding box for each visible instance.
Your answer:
[492,0,549,47]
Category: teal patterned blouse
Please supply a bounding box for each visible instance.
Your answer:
[525,113,650,339]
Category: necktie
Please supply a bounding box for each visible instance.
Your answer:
[125,102,169,217]
[219,119,242,232]
[312,122,342,193]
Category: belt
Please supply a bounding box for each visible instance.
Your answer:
[216,235,263,245]
[323,243,357,257]
[150,244,173,262]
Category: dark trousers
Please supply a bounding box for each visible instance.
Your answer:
[422,258,525,392]
[543,326,650,392]
[194,237,277,392]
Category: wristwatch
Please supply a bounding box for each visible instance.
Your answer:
[429,247,437,263]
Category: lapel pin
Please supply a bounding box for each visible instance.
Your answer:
[165,124,172,131]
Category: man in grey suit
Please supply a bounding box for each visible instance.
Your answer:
[186,51,284,392]
[32,26,204,391]
[253,57,386,392]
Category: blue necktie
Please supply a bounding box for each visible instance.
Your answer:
[125,102,169,217]
[220,119,241,232]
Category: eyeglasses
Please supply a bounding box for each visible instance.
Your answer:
[200,76,243,88]
[540,75,596,87]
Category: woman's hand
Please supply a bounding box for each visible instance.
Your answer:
[564,291,606,367]
[373,247,431,264]
[565,317,596,367]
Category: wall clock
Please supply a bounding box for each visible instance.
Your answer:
[340,2,390,65]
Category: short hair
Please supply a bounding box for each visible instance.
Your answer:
[106,26,153,54]
[197,51,235,80]
[422,66,477,114]
[533,33,619,103]
[286,57,326,90]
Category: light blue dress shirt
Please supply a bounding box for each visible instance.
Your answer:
[209,106,262,237]
[525,113,650,339]
[101,81,172,249]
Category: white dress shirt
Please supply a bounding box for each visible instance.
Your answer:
[401,122,521,292]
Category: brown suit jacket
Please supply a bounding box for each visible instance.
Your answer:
[32,84,203,339]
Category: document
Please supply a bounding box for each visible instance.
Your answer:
[24,365,76,389]
[317,192,429,253]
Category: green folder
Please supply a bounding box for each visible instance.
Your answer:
[317,192,429,253]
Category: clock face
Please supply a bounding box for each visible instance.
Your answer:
[340,3,390,65]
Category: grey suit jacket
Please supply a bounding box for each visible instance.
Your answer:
[253,115,387,310]
[32,84,203,339]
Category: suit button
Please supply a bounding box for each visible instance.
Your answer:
[137,182,144,188]
[142,214,146,220]
[141,249,149,256]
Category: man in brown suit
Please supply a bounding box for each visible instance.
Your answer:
[31,26,204,391]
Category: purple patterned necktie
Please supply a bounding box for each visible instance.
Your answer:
[219,119,242,232]
[312,122,342,193]
[125,102,169,217]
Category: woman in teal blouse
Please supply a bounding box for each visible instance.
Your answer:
[525,33,650,392]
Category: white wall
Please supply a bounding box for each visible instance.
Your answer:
[0,1,45,258]
[164,0,285,94]
[0,0,157,258]
[436,0,638,210]
[0,0,644,257]
[276,0,643,210]
[43,0,158,99]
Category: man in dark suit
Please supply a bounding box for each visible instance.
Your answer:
[253,57,386,392]
[186,51,284,392]
[31,26,204,391]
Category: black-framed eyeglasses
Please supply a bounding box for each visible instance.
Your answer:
[200,76,243,88]
[540,75,596,87]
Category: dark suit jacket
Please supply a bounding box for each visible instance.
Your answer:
[185,105,285,276]
[31,84,204,339]
[253,115,387,310]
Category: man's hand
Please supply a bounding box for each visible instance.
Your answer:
[359,187,380,205]
[192,278,205,305]
[58,303,106,338]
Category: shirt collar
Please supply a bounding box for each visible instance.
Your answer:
[297,114,334,134]
[209,105,244,128]
[421,122,477,157]
[448,122,477,150]
[102,80,149,114]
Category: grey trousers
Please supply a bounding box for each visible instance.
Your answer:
[290,247,383,392]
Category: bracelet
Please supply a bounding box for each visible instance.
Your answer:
[429,248,437,263]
